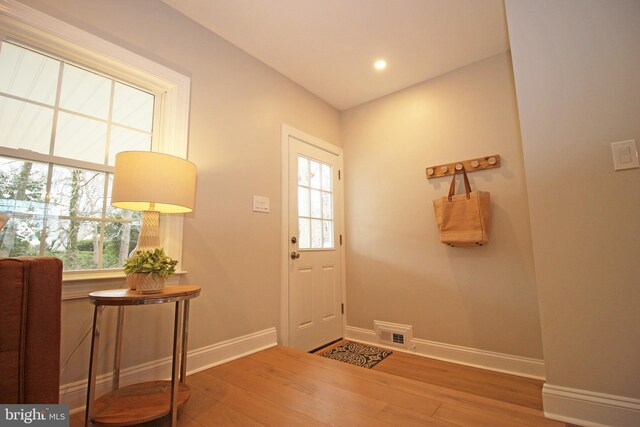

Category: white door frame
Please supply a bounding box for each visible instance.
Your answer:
[280,124,346,347]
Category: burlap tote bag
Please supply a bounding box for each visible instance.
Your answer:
[433,168,490,246]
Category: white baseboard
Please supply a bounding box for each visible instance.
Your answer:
[543,384,640,427]
[61,327,277,413]
[345,325,545,379]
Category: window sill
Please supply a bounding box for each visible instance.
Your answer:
[62,271,187,300]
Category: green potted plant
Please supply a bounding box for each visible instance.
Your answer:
[123,248,178,293]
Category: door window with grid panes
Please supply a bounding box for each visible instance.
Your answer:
[297,155,334,249]
[0,41,156,271]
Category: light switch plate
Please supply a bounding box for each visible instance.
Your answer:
[611,139,639,171]
[253,195,270,213]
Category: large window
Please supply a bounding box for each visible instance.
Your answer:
[0,41,157,271]
[0,1,190,292]
[0,2,190,298]
[0,1,190,296]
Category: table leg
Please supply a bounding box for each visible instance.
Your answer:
[85,305,104,427]
[112,306,125,390]
[170,300,185,426]
[180,300,190,383]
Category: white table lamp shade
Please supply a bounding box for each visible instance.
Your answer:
[111,151,196,257]
[111,151,196,213]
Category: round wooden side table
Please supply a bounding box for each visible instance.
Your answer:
[85,285,201,426]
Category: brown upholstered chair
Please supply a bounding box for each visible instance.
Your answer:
[0,257,62,404]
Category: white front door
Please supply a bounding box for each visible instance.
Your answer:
[286,130,343,351]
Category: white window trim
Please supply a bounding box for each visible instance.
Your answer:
[0,0,191,299]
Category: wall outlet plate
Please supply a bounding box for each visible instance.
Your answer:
[611,139,639,171]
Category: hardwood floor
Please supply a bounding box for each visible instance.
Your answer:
[73,343,569,426]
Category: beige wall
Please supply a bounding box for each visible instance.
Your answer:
[505,0,640,398]
[20,0,640,410]
[18,0,341,385]
[341,53,543,359]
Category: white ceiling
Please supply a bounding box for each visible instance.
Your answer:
[161,0,510,111]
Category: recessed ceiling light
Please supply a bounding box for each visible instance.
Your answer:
[374,59,387,70]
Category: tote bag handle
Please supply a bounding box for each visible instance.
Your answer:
[448,168,472,201]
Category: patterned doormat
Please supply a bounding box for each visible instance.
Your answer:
[319,341,392,369]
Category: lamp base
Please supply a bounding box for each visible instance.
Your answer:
[130,210,161,256]
[127,210,161,290]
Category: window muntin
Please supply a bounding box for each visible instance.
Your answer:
[0,41,154,271]
[297,155,334,249]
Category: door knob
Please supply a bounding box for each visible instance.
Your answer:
[290,251,301,260]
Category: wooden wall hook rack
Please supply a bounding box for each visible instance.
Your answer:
[426,155,501,179]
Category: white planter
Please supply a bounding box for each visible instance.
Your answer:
[127,273,165,294]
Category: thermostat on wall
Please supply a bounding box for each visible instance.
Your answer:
[611,139,639,171]
[253,195,270,213]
